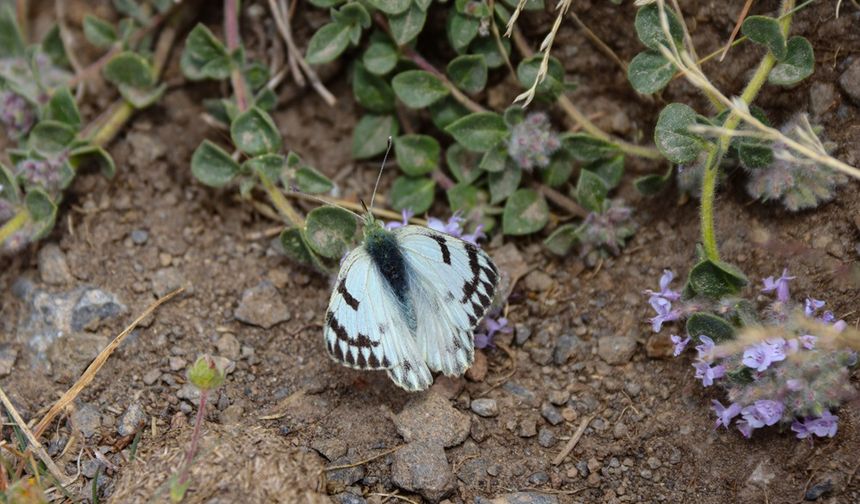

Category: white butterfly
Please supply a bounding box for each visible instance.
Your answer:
[323,213,499,391]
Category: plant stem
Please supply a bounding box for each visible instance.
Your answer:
[697,0,795,261]
[225,0,250,111]
[177,389,208,488]
[0,210,27,246]
[259,172,304,226]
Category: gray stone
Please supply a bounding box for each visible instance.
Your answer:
[81,458,102,479]
[71,403,101,438]
[540,402,563,426]
[235,281,291,329]
[151,267,191,298]
[311,438,348,461]
[392,441,454,502]
[502,382,538,406]
[216,333,241,361]
[523,270,553,292]
[810,82,837,116]
[805,479,833,501]
[394,392,471,448]
[470,398,499,417]
[488,492,559,504]
[517,416,537,438]
[220,404,244,424]
[553,334,584,365]
[142,368,161,385]
[71,288,126,332]
[0,344,17,376]
[169,356,187,371]
[514,324,532,346]
[597,336,637,365]
[547,390,569,406]
[537,427,557,448]
[839,58,860,105]
[333,493,367,504]
[327,454,366,493]
[527,471,549,485]
[117,402,147,437]
[38,244,72,285]
[130,229,149,245]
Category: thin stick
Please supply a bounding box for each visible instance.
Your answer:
[369,138,394,212]
[33,288,186,440]
[270,0,304,87]
[569,11,627,72]
[0,387,74,486]
[719,0,754,61]
[536,184,588,218]
[369,493,419,504]
[225,0,250,111]
[323,445,402,472]
[552,415,593,465]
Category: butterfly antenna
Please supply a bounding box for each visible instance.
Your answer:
[368,136,393,213]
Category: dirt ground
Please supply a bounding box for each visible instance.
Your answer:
[1,1,859,503]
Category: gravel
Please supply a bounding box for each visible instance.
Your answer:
[470,398,499,417]
[234,280,291,329]
[391,441,455,502]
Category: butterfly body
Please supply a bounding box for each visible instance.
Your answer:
[324,216,498,391]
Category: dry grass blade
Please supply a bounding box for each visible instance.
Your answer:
[0,387,75,486]
[322,445,402,472]
[504,0,529,37]
[719,0,754,61]
[33,287,186,440]
[513,0,572,107]
[552,415,594,465]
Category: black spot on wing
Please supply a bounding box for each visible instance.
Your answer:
[368,352,380,368]
[481,265,497,287]
[356,351,367,368]
[333,341,345,361]
[382,355,391,368]
[430,234,452,265]
[337,278,360,311]
[328,315,379,348]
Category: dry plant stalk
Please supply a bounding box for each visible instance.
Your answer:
[512,0,572,107]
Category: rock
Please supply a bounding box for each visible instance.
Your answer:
[151,267,191,298]
[0,345,17,376]
[809,82,837,116]
[804,479,833,501]
[333,492,367,504]
[391,441,455,502]
[311,438,348,461]
[430,376,464,400]
[839,58,860,105]
[71,289,125,332]
[540,402,563,426]
[470,416,488,443]
[488,492,559,504]
[130,229,149,245]
[216,333,241,361]
[142,368,161,385]
[597,336,637,365]
[613,422,628,439]
[465,350,488,382]
[169,356,187,371]
[177,383,201,403]
[81,458,102,479]
[645,332,673,359]
[517,416,537,437]
[326,454,366,494]
[502,382,538,407]
[552,334,582,365]
[527,471,549,485]
[71,403,101,438]
[547,391,569,406]
[514,324,532,346]
[117,402,147,437]
[394,392,471,448]
[470,398,499,417]
[38,244,73,285]
[126,131,167,168]
[523,270,553,292]
[538,427,557,448]
[235,281,291,329]
[220,404,244,424]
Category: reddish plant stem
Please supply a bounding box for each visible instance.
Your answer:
[225,0,249,112]
[177,389,208,487]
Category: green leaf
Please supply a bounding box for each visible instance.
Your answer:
[447,12,479,53]
[243,62,270,91]
[633,165,673,195]
[352,114,399,159]
[503,106,525,127]
[456,0,490,17]
[447,183,479,212]
[627,50,675,94]
[447,54,487,94]
[254,88,277,111]
[104,52,155,88]
[388,4,427,45]
[181,24,230,80]
[41,25,69,67]
[353,63,395,113]
[561,133,620,163]
[738,142,773,169]
[584,155,624,189]
[479,142,508,173]
[230,107,282,156]
[542,149,573,188]
[390,176,436,214]
[429,98,468,130]
[367,0,412,15]
[295,166,334,194]
[686,313,736,343]
[741,15,786,60]
[83,15,118,49]
[308,0,344,7]
[0,163,18,202]
[654,103,704,164]
[575,169,608,213]
[634,4,684,51]
[394,134,440,176]
[544,223,578,256]
[191,140,241,187]
[304,206,358,259]
[243,154,285,182]
[768,36,814,86]
[29,121,77,154]
[688,259,749,299]
[445,112,508,152]
[45,87,81,127]
[445,143,482,184]
[469,36,510,69]
[0,5,25,58]
[279,227,318,267]
[332,2,372,27]
[517,55,565,100]
[113,0,147,23]
[488,163,521,204]
[69,145,116,179]
[118,82,166,109]
[362,35,398,75]
[499,0,543,11]
[306,22,351,65]
[503,189,548,235]
[392,70,449,108]
[25,188,57,229]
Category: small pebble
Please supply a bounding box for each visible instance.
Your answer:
[518,416,538,438]
[538,427,557,448]
[130,229,149,245]
[470,398,499,417]
[540,402,564,426]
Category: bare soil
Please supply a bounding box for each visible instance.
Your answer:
[2,1,859,503]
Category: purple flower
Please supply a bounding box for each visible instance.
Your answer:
[741,400,784,428]
[695,335,715,361]
[742,339,786,372]
[460,223,486,246]
[737,420,754,438]
[792,410,838,439]
[712,400,741,429]
[385,209,414,230]
[833,320,847,333]
[786,379,804,391]
[425,212,485,246]
[670,335,690,357]
[783,338,799,354]
[762,268,794,303]
[474,314,511,349]
[693,361,725,387]
[507,112,561,171]
[649,296,681,332]
[804,298,825,317]
[820,311,835,324]
[644,269,681,301]
[799,335,817,350]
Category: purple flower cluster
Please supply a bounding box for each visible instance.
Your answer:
[15,154,68,190]
[386,209,486,246]
[577,200,637,259]
[645,270,683,333]
[474,311,511,349]
[0,91,35,137]
[507,112,561,171]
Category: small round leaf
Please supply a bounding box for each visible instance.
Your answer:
[447,54,488,94]
[654,103,704,164]
[392,70,449,108]
[306,22,351,65]
[768,36,814,86]
[445,112,508,152]
[394,134,440,176]
[502,188,548,235]
[352,114,399,159]
[191,140,241,187]
[389,176,436,214]
[304,206,358,259]
[627,50,675,94]
[230,107,282,156]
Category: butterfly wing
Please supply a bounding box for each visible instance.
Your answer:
[324,246,433,391]
[394,225,499,377]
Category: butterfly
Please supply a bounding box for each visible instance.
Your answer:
[323,214,499,391]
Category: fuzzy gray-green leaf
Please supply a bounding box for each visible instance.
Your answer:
[627,50,675,94]
[304,206,358,259]
[392,70,449,108]
[390,176,435,214]
[352,114,399,159]
[191,140,241,187]
[654,103,704,164]
[502,188,548,235]
[230,107,282,156]
[445,112,508,152]
[395,134,440,176]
